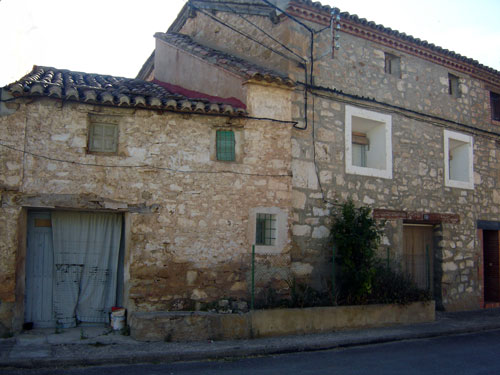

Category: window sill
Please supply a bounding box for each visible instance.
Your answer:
[445,179,474,190]
[346,165,392,179]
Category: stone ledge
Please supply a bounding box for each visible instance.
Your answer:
[129,301,435,342]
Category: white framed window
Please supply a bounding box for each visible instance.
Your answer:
[444,129,474,189]
[248,207,287,254]
[345,105,392,179]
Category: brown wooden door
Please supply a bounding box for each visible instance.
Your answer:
[483,230,500,302]
[403,225,433,291]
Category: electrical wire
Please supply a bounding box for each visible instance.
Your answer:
[188,1,304,66]
[259,0,314,34]
[0,141,292,178]
[221,2,306,64]
[257,0,318,131]
[0,95,299,126]
[302,81,500,140]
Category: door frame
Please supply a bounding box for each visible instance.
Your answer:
[402,223,435,293]
[16,208,130,330]
[477,221,500,308]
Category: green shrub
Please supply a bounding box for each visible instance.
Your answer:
[331,199,382,304]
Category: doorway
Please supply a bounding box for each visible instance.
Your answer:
[25,211,124,328]
[483,230,500,303]
[402,224,434,291]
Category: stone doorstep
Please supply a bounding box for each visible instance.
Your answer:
[129,301,435,342]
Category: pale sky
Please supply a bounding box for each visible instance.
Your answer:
[1,0,499,87]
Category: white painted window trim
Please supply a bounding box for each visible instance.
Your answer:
[345,105,393,179]
[444,129,474,190]
[248,207,287,254]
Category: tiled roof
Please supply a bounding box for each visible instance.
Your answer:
[5,66,247,115]
[338,11,499,76]
[155,32,295,88]
[287,0,499,76]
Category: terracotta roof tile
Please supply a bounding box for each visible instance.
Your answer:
[155,32,295,88]
[5,66,246,115]
[285,0,499,76]
[338,10,499,76]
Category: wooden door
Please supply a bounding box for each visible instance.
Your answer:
[483,230,500,302]
[403,225,434,291]
[25,212,56,328]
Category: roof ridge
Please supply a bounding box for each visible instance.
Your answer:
[155,32,295,87]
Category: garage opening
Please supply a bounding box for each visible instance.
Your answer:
[25,211,124,328]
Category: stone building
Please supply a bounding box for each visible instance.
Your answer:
[0,57,294,333]
[137,0,500,312]
[2,0,500,334]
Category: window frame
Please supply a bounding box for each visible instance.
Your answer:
[345,105,393,179]
[87,114,120,155]
[88,122,119,154]
[216,130,236,161]
[491,91,500,122]
[385,52,401,78]
[249,207,287,254]
[210,126,243,163]
[255,213,277,246]
[444,129,474,190]
[448,73,461,98]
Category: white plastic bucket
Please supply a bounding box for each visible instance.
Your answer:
[111,315,125,330]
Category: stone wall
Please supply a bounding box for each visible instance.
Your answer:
[0,90,293,331]
[177,4,500,311]
[129,301,435,342]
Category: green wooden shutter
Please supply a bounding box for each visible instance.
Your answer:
[216,130,235,161]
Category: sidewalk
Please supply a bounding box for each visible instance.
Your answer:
[1,308,500,370]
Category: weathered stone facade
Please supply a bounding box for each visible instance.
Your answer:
[0,79,293,331]
[170,0,500,311]
[2,0,500,334]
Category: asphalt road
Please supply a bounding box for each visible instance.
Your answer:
[5,329,500,375]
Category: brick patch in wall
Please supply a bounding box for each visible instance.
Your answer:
[373,209,460,224]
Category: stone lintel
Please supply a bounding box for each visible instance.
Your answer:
[10,193,157,213]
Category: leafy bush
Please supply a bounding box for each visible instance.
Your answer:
[331,199,430,306]
[331,199,383,304]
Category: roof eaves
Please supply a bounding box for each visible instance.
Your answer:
[5,65,247,116]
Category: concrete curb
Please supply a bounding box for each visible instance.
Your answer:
[2,322,500,370]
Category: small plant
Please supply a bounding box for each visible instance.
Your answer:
[54,321,63,334]
[88,341,108,347]
[287,278,330,308]
[120,325,130,336]
[370,264,432,305]
[164,331,173,342]
[80,328,88,340]
[1,331,13,339]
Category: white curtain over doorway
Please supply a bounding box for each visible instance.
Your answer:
[51,211,122,328]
